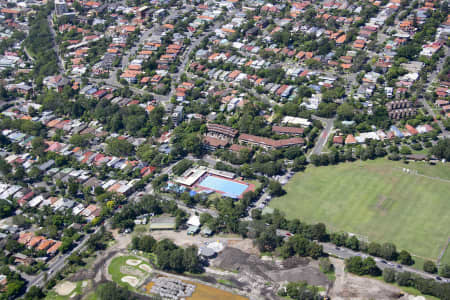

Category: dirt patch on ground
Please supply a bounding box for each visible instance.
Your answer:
[329,258,404,300]
[226,239,259,255]
[282,256,310,268]
[213,247,276,279]
[126,259,142,266]
[121,276,139,287]
[54,281,76,296]
[120,266,144,277]
[211,247,329,300]
[266,264,328,286]
[151,230,257,254]
[139,264,152,273]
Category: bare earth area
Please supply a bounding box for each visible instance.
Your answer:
[126,259,142,266]
[329,258,424,300]
[211,247,329,300]
[54,281,76,296]
[121,276,139,287]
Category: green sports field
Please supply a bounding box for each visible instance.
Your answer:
[270,159,450,261]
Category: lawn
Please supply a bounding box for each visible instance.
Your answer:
[270,159,450,261]
[108,255,152,290]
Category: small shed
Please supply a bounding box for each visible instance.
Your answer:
[149,217,176,230]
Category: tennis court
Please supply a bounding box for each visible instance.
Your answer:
[197,175,248,198]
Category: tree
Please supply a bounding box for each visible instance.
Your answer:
[399,146,412,155]
[256,228,279,252]
[337,103,354,120]
[68,252,84,266]
[183,245,201,273]
[362,257,381,276]
[28,167,43,182]
[138,235,156,253]
[330,232,348,247]
[172,159,193,176]
[308,242,323,259]
[319,257,334,273]
[383,268,396,283]
[69,133,93,148]
[398,250,414,265]
[96,282,134,300]
[439,264,450,278]
[31,137,47,156]
[67,179,79,196]
[345,256,365,275]
[0,200,14,218]
[423,260,437,274]
[380,243,397,261]
[251,209,262,220]
[106,138,134,156]
[345,256,380,276]
[283,281,319,300]
[430,138,450,160]
[268,180,285,196]
[311,223,328,242]
[396,271,413,286]
[169,248,185,273]
[367,242,381,257]
[0,157,11,175]
[346,236,360,251]
[24,286,45,300]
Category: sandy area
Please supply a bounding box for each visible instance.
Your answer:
[126,259,142,266]
[54,281,76,296]
[121,276,139,287]
[329,258,404,300]
[81,281,88,288]
[150,230,258,254]
[139,264,152,272]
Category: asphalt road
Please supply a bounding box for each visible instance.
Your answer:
[421,45,449,138]
[309,116,335,158]
[322,243,448,283]
[47,15,65,73]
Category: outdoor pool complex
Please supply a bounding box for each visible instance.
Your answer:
[198,175,248,198]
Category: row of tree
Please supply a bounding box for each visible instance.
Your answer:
[382,268,450,300]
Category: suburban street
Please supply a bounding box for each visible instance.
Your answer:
[47,15,65,73]
[308,116,335,158]
[322,243,448,283]
[25,226,103,291]
[421,45,449,138]
[2,0,448,297]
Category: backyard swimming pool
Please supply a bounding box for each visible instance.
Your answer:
[197,175,248,198]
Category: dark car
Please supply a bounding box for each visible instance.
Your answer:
[397,265,402,269]
[436,276,441,281]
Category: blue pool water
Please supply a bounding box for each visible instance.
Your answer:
[198,175,248,198]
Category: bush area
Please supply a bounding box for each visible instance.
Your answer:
[131,235,202,274]
[24,3,58,82]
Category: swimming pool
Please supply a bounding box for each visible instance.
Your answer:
[197,175,248,198]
